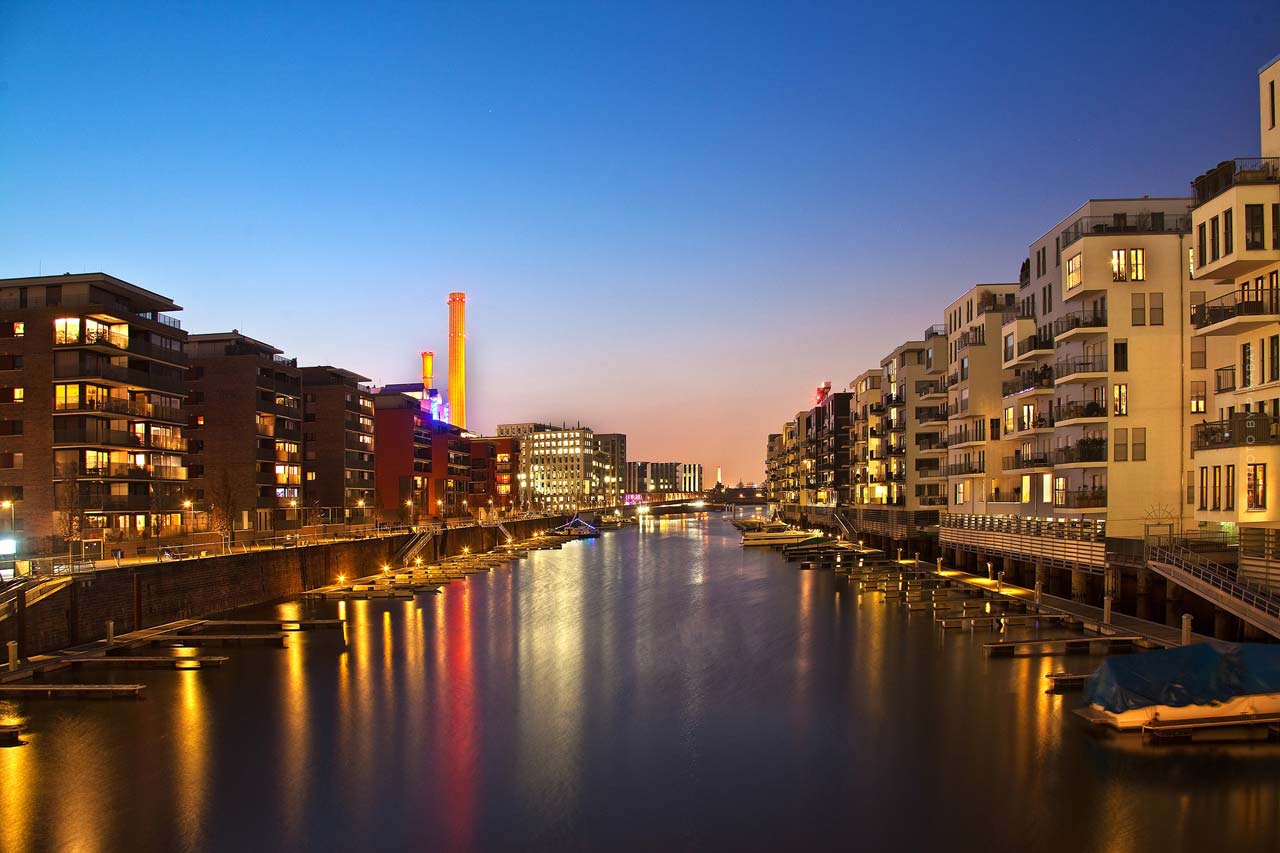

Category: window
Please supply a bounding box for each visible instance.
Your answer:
[1187,471,1196,505]
[1197,223,1207,267]
[1114,428,1128,462]
[1190,380,1206,413]
[953,481,966,504]
[1111,249,1127,281]
[1213,466,1222,510]
[1113,339,1128,371]
[1132,427,1146,461]
[1248,464,1267,510]
[1191,329,1206,369]
[1274,204,1280,250]
[1189,247,1195,277]
[1272,335,1280,384]
[1211,215,1220,261]
[1113,383,1128,416]
[1224,207,1234,255]
[1128,249,1145,281]
[1199,467,1208,510]
[1149,292,1164,325]
[1055,237,1060,266]
[1272,79,1277,128]
[1243,342,1254,387]
[1226,464,1236,511]
[53,317,80,344]
[1246,204,1265,250]
[1003,333,1014,362]
[1003,406,1016,435]
[1066,254,1082,290]
[1131,292,1146,326]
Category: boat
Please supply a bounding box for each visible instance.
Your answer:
[1076,641,1280,731]
[742,529,819,547]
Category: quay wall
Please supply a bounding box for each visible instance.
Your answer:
[3,516,564,657]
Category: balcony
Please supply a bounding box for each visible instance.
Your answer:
[1192,415,1280,452]
[1053,309,1108,341]
[915,405,948,424]
[1054,488,1108,509]
[1001,304,1037,327]
[923,323,947,340]
[1054,400,1107,424]
[916,438,948,454]
[1055,439,1108,466]
[1015,333,1053,358]
[945,460,985,476]
[1215,365,1237,393]
[1059,211,1189,249]
[1191,288,1280,336]
[1002,367,1054,398]
[947,429,986,447]
[1015,414,1054,433]
[1054,355,1108,384]
[53,397,184,424]
[956,327,986,350]
[886,420,906,432]
[886,444,906,457]
[1003,451,1052,471]
[884,393,905,408]
[915,380,946,399]
[1192,158,1280,207]
[53,362,186,395]
[55,462,188,481]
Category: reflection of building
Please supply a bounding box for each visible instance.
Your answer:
[300,365,376,520]
[0,273,190,547]
[186,331,302,531]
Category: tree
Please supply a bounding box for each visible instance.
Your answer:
[54,473,83,567]
[208,470,238,553]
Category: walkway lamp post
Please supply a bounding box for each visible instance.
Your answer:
[182,499,194,550]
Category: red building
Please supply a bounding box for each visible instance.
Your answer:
[469,436,518,514]
[373,392,470,522]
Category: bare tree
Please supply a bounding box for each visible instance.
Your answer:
[208,470,238,553]
[54,473,83,567]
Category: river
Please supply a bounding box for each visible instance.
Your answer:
[0,513,1276,851]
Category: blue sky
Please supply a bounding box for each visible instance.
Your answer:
[2,1,1278,482]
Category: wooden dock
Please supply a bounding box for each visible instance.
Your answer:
[67,656,229,669]
[147,633,288,647]
[1143,712,1280,741]
[984,636,1144,657]
[0,683,145,699]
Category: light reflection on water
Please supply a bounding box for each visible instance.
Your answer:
[0,515,1277,851]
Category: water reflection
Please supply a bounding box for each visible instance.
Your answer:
[0,516,1278,851]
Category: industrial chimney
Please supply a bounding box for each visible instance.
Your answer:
[447,292,466,429]
[421,351,434,393]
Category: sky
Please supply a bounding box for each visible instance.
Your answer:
[2,2,1279,484]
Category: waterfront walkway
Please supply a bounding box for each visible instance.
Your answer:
[922,561,1209,647]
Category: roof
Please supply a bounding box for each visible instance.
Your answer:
[299,365,372,384]
[0,271,182,312]
[188,331,281,354]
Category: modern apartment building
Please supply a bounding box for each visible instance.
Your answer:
[944,284,1018,515]
[300,365,376,520]
[594,432,627,504]
[519,426,602,512]
[373,391,471,520]
[1183,54,1280,597]
[469,436,519,511]
[0,273,189,549]
[811,386,851,507]
[186,331,302,532]
[678,462,703,494]
[846,369,883,507]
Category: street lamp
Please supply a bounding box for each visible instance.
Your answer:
[182,499,193,549]
[405,498,414,525]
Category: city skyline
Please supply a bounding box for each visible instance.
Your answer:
[2,2,1280,483]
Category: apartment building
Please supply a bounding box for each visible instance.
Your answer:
[300,366,376,520]
[518,426,602,512]
[765,432,784,504]
[186,331,302,532]
[594,432,627,505]
[0,273,189,549]
[373,391,471,520]
[846,369,883,507]
[811,385,851,506]
[679,462,703,494]
[1185,54,1280,593]
[469,436,519,512]
[944,284,1018,514]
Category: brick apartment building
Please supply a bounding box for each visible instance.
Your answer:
[300,366,375,522]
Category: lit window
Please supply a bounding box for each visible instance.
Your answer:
[1129,249,1145,281]
[1112,384,1128,416]
[1248,464,1267,510]
[54,318,80,344]
[1111,249,1127,281]
[1066,254,1082,290]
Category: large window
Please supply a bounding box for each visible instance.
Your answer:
[1190,380,1206,413]
[1212,466,1222,510]
[1246,204,1266,250]
[1129,249,1146,281]
[1131,292,1146,326]
[1248,464,1267,510]
[1226,465,1236,511]
[1149,292,1164,325]
[1197,223,1207,267]
[1114,428,1128,462]
[1132,427,1146,461]
[1211,215,1221,261]
[1243,342,1254,387]
[1111,249,1127,281]
[54,317,80,344]
[1066,254,1082,290]
[1112,383,1128,416]
[1198,467,1208,510]
[1113,339,1128,371]
[1224,208,1234,255]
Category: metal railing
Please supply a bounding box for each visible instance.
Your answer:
[1054,488,1107,508]
[1003,452,1052,470]
[1191,157,1280,207]
[1054,355,1108,379]
[1146,542,1280,625]
[1055,441,1108,465]
[945,460,985,476]
[1054,400,1107,422]
[1214,365,1237,393]
[1060,212,1189,248]
[1003,367,1054,397]
[1191,288,1280,330]
[1192,414,1280,451]
[1054,309,1108,337]
[941,513,1106,541]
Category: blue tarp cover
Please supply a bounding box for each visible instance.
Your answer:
[1084,641,1280,713]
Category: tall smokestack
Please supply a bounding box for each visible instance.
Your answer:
[448,292,466,429]
[421,351,434,392]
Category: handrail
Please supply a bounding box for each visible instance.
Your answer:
[1147,543,1280,621]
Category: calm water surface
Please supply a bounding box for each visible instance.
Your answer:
[1,515,1277,852]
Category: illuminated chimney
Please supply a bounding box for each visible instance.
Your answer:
[421,350,435,393]
[448,292,466,429]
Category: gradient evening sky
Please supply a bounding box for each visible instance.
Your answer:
[2,2,1279,484]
